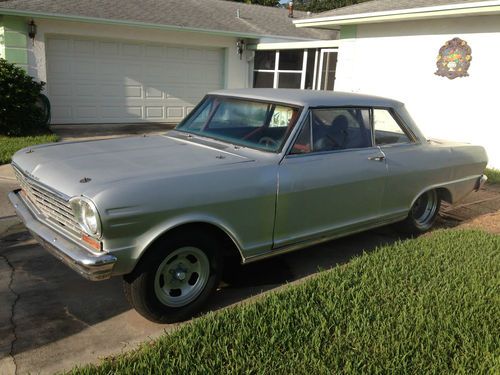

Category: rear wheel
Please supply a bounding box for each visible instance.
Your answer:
[123,231,223,323]
[398,190,441,235]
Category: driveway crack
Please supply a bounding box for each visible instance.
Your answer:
[0,253,19,375]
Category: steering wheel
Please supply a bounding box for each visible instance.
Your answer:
[259,136,279,149]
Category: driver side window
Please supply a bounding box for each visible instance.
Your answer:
[291,108,372,154]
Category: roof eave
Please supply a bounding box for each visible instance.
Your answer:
[294,0,500,28]
[0,8,315,41]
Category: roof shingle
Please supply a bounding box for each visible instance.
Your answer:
[318,0,491,17]
[0,0,335,40]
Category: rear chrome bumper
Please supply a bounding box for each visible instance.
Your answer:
[475,174,488,191]
[8,189,116,281]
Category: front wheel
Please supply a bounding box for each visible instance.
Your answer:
[397,190,441,235]
[123,231,223,323]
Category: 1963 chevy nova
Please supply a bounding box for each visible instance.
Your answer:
[9,89,487,322]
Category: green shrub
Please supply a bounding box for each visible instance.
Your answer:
[0,58,47,136]
[485,168,500,184]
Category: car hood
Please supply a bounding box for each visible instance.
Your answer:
[12,134,253,198]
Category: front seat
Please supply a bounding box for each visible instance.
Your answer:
[314,115,349,151]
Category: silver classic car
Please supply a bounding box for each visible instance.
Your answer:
[9,89,487,322]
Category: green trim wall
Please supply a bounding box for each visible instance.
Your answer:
[0,15,28,69]
[340,25,357,39]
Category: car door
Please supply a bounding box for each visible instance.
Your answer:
[274,107,388,248]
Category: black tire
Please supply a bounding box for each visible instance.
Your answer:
[123,230,223,323]
[397,190,441,235]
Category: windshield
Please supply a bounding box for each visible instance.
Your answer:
[176,95,301,152]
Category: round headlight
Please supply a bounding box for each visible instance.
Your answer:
[70,197,102,237]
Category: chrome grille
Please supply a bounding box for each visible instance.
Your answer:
[13,167,81,234]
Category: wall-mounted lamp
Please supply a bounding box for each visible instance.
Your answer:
[28,19,37,45]
[236,39,245,60]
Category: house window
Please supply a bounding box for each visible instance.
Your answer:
[253,49,338,90]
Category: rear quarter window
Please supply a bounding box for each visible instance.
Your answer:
[373,109,412,145]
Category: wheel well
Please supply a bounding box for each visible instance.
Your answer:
[142,222,242,264]
[436,187,452,204]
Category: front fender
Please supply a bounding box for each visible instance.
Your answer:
[108,212,245,276]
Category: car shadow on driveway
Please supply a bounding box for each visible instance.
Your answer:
[206,227,400,313]
[0,228,398,370]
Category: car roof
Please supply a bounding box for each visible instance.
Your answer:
[208,89,404,108]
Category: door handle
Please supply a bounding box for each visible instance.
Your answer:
[368,155,385,162]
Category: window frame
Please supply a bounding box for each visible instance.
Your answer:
[176,95,304,154]
[286,106,376,157]
[254,50,307,89]
[286,105,420,158]
[370,107,419,147]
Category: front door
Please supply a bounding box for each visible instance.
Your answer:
[273,107,387,248]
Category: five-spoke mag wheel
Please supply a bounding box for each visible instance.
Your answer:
[154,246,210,308]
[123,231,223,323]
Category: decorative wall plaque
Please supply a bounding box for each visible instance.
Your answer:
[435,37,472,79]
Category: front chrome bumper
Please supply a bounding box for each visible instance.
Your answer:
[8,189,117,281]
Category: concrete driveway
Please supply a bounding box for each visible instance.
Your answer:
[1,129,499,374]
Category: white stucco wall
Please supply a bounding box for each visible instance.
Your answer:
[27,19,251,91]
[335,15,500,168]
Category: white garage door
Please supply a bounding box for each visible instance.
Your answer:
[46,36,224,124]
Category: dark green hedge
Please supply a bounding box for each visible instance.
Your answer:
[0,58,47,136]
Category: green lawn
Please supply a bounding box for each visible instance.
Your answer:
[0,134,58,165]
[486,168,500,184]
[70,229,500,375]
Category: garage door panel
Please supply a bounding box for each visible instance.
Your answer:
[74,84,97,97]
[166,106,184,118]
[122,43,144,57]
[73,40,95,55]
[163,64,188,81]
[98,41,119,56]
[144,86,164,99]
[73,60,97,75]
[166,47,185,59]
[75,106,98,119]
[145,45,164,58]
[47,38,72,53]
[186,48,205,60]
[52,106,73,120]
[143,65,166,80]
[145,106,164,119]
[47,36,224,124]
[206,50,223,62]
[100,84,142,98]
[48,58,71,75]
[49,83,72,97]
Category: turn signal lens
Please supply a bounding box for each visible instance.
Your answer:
[82,233,102,251]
